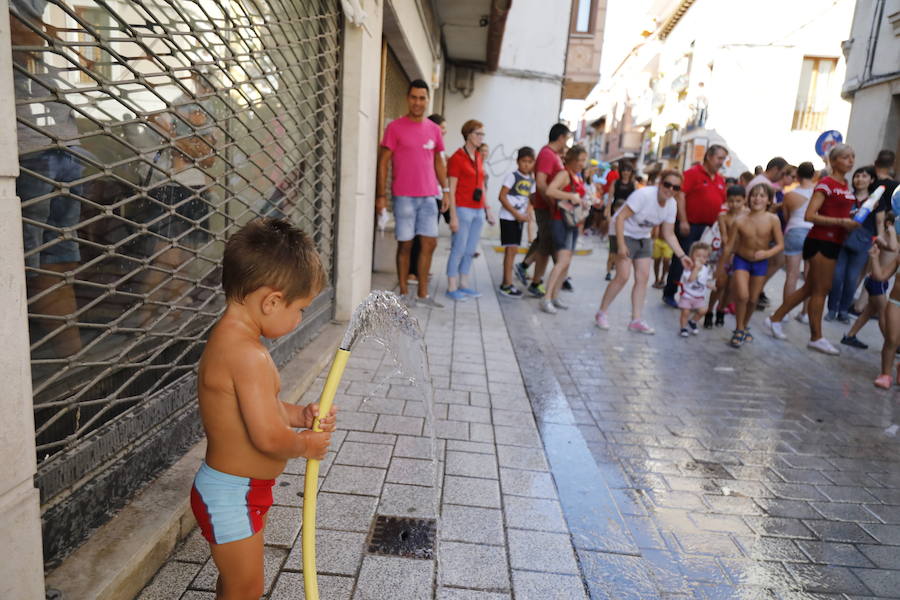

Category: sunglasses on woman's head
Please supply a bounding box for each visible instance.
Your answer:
[661,181,681,192]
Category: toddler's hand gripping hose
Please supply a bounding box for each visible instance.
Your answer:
[302,348,350,600]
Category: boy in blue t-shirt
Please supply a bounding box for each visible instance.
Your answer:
[498,147,536,297]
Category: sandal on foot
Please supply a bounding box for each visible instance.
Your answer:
[730,329,745,348]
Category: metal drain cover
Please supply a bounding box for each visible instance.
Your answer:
[367,515,436,560]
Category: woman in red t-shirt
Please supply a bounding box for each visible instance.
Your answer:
[766,144,859,355]
[444,119,496,302]
[539,145,590,314]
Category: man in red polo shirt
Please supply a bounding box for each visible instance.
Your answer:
[515,123,571,297]
[662,144,728,307]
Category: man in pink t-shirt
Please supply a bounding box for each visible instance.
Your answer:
[376,80,449,307]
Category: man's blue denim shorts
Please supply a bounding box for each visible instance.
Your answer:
[393,195,439,241]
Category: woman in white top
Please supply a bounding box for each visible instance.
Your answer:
[781,161,817,322]
[595,170,692,334]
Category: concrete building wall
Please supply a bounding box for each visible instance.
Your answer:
[443,0,572,227]
[335,2,388,321]
[842,0,900,166]
[385,0,439,86]
[0,1,46,596]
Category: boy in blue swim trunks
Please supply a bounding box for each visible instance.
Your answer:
[843,213,898,349]
[720,183,783,347]
[191,218,336,599]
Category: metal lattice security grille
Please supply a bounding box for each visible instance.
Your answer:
[12,0,341,472]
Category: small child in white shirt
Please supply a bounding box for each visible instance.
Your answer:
[498,147,536,297]
[678,242,714,337]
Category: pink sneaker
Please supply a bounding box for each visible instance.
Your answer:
[628,319,655,335]
[875,374,892,389]
[594,311,610,330]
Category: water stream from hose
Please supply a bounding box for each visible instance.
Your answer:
[340,291,442,591]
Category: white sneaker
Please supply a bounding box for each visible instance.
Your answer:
[552,298,569,310]
[764,316,787,340]
[539,299,558,314]
[808,337,840,355]
[794,312,809,324]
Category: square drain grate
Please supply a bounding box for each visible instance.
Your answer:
[367,515,436,560]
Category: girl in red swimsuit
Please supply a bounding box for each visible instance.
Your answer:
[765,144,859,355]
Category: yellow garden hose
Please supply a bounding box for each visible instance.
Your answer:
[302,348,350,600]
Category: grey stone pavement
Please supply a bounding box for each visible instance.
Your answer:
[139,234,900,599]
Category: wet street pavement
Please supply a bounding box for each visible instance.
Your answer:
[138,235,900,599]
[489,234,900,599]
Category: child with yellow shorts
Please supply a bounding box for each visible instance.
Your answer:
[652,225,673,288]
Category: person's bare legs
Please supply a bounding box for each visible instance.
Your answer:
[545,250,572,300]
[416,236,437,299]
[600,255,632,313]
[502,246,517,286]
[209,528,266,600]
[783,254,803,307]
[847,295,885,338]
[762,251,784,296]
[630,257,652,321]
[731,270,750,331]
[396,240,413,296]
[745,275,766,330]
[28,261,82,356]
[805,254,837,341]
[771,256,834,324]
[880,302,900,376]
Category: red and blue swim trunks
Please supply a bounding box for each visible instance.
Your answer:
[190,462,275,545]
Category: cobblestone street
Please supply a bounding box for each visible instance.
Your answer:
[139,236,900,599]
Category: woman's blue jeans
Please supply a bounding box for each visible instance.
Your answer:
[446,206,484,278]
[827,241,871,315]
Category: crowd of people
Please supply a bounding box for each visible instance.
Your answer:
[376,79,900,389]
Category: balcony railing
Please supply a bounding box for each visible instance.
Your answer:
[792,108,826,131]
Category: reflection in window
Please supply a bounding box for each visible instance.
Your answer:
[574,0,592,33]
[10,0,341,465]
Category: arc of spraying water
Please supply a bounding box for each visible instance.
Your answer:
[302,291,424,599]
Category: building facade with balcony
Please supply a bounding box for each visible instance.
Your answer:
[578,0,855,176]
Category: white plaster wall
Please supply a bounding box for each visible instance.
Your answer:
[334,3,386,320]
[846,83,897,165]
[497,0,573,74]
[442,0,572,238]
[843,0,900,88]
[842,0,900,165]
[387,0,438,85]
[444,74,565,215]
[0,2,46,596]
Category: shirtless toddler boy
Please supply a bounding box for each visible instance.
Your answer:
[708,185,748,327]
[719,183,784,347]
[191,218,336,599]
